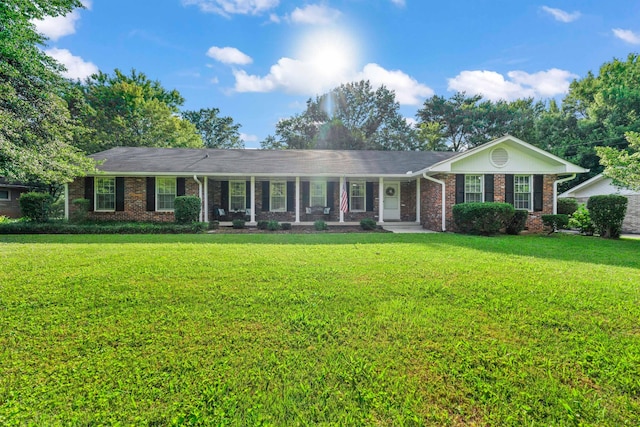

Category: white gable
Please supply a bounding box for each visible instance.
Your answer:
[560,174,639,198]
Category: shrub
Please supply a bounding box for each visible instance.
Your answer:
[232,219,245,229]
[19,192,53,222]
[71,198,90,223]
[360,218,377,231]
[568,205,594,235]
[452,202,515,235]
[541,214,569,234]
[281,222,292,230]
[0,215,9,224]
[587,195,628,238]
[314,219,328,231]
[557,198,578,215]
[0,221,208,234]
[174,196,201,224]
[257,220,269,230]
[506,210,528,235]
[267,220,281,231]
[209,220,219,230]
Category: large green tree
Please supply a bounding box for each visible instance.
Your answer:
[597,132,640,190]
[262,81,417,150]
[181,108,243,149]
[0,0,94,185]
[69,69,203,154]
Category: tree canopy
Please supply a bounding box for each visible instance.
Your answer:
[181,108,243,149]
[597,132,640,190]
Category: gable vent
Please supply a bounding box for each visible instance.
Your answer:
[490,147,509,167]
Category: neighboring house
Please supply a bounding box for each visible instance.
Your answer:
[559,173,639,234]
[0,178,30,218]
[66,135,588,232]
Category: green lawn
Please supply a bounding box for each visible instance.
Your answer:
[1,233,639,426]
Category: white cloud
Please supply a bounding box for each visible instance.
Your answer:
[45,48,98,80]
[612,28,640,45]
[240,133,258,142]
[355,64,433,105]
[541,6,580,23]
[391,0,406,7]
[32,0,91,41]
[206,46,253,65]
[447,68,577,101]
[288,4,341,25]
[182,0,279,17]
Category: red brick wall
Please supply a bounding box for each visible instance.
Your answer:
[0,188,29,218]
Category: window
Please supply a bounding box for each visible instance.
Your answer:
[0,189,9,201]
[350,181,365,212]
[95,177,115,211]
[310,181,326,207]
[156,177,176,211]
[464,175,483,203]
[270,181,287,212]
[229,180,246,211]
[514,175,532,210]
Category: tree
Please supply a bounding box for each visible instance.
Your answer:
[597,132,640,190]
[182,108,244,148]
[270,81,417,150]
[69,69,203,153]
[0,0,95,185]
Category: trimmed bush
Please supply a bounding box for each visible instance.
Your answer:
[568,205,594,235]
[557,198,578,215]
[267,220,281,231]
[281,222,292,230]
[360,218,377,231]
[174,196,201,224]
[0,221,208,234]
[209,220,219,230]
[587,195,628,238]
[314,219,328,231]
[452,202,515,235]
[232,219,245,229]
[0,215,9,224]
[506,210,528,235]
[71,198,90,223]
[541,214,569,234]
[257,220,269,230]
[19,192,53,222]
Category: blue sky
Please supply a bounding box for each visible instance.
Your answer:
[35,0,640,148]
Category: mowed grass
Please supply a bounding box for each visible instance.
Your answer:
[0,233,639,426]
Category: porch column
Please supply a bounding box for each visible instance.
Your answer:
[250,176,256,224]
[416,177,421,224]
[295,176,300,223]
[378,177,384,223]
[204,177,209,223]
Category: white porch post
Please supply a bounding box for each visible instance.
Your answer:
[204,177,209,223]
[64,183,69,220]
[339,176,345,223]
[250,176,256,224]
[378,177,384,223]
[295,176,300,223]
[416,177,421,224]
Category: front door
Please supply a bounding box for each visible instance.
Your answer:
[383,182,400,220]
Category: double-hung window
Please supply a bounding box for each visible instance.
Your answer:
[310,181,326,207]
[156,177,176,211]
[0,189,9,201]
[350,181,366,212]
[229,181,246,211]
[514,175,532,210]
[270,181,287,212]
[95,177,116,211]
[464,175,483,203]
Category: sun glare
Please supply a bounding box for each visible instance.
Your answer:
[296,29,359,83]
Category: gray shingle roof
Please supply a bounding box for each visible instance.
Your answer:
[90,147,459,177]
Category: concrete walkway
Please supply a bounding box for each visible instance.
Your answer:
[381,223,436,233]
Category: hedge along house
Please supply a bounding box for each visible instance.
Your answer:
[65,135,588,231]
[0,178,30,218]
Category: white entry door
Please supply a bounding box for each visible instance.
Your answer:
[383,182,401,220]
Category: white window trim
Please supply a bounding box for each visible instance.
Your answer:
[464,174,484,203]
[156,177,176,212]
[514,174,533,211]
[349,181,366,212]
[270,181,287,212]
[94,177,116,212]
[0,188,10,201]
[229,180,247,212]
[310,180,327,207]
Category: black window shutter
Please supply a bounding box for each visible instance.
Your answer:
[287,181,295,212]
[220,181,229,211]
[177,178,186,196]
[455,174,465,204]
[302,181,310,207]
[484,174,494,202]
[262,181,270,211]
[115,177,125,211]
[326,182,334,208]
[505,174,514,205]
[84,177,94,211]
[366,182,374,211]
[245,181,251,208]
[345,181,350,207]
[533,175,544,211]
[146,177,156,211]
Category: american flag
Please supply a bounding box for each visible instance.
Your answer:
[340,180,348,213]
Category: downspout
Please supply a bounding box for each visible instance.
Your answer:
[64,183,69,220]
[422,173,446,232]
[193,175,203,222]
[553,174,576,214]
